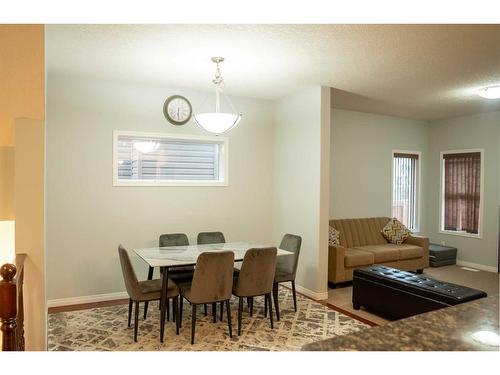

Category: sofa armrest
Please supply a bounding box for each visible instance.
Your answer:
[328,245,346,283]
[406,235,429,268]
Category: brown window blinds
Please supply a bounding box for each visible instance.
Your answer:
[392,153,419,230]
[443,152,481,234]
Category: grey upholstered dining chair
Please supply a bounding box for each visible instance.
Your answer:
[271,234,302,321]
[118,245,180,342]
[195,231,228,322]
[233,247,277,335]
[197,231,226,245]
[177,251,235,344]
[145,233,192,322]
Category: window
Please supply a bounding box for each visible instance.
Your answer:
[113,131,228,186]
[392,151,420,231]
[440,150,483,237]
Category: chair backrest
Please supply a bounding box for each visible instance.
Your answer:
[159,233,189,247]
[118,245,141,300]
[234,247,277,297]
[276,234,302,276]
[329,217,390,248]
[188,251,235,304]
[197,231,226,245]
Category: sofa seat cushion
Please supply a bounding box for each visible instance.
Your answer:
[398,244,424,260]
[354,244,401,263]
[344,248,375,268]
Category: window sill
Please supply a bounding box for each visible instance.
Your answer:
[113,180,228,187]
[439,230,482,239]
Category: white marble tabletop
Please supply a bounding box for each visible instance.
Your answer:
[134,241,292,268]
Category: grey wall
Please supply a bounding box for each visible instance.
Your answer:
[427,111,500,269]
[330,109,430,234]
[273,87,331,296]
[46,75,276,299]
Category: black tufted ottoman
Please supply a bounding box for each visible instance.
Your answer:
[352,265,487,320]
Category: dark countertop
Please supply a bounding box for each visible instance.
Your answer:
[302,296,499,351]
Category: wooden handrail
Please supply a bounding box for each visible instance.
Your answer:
[0,254,26,351]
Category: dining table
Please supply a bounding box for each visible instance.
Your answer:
[134,241,293,342]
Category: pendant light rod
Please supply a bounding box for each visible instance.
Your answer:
[212,57,224,113]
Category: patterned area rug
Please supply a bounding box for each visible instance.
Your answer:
[48,287,368,351]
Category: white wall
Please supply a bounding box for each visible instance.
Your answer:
[427,111,500,270]
[330,109,430,234]
[46,75,276,300]
[273,86,330,298]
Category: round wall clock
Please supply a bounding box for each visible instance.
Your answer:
[163,95,193,125]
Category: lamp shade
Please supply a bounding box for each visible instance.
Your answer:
[0,220,15,265]
[193,112,241,135]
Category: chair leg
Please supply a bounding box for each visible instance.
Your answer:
[172,298,176,323]
[191,304,197,345]
[204,304,208,316]
[173,297,179,335]
[273,282,281,321]
[128,299,133,327]
[291,280,297,312]
[267,293,274,329]
[179,296,183,328]
[220,302,224,321]
[225,300,232,338]
[250,297,254,317]
[166,298,170,322]
[134,301,139,342]
[238,297,243,336]
[212,302,217,323]
[264,295,268,318]
[144,301,149,320]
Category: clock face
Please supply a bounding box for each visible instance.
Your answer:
[163,95,192,125]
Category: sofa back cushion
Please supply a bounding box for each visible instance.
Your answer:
[330,217,390,248]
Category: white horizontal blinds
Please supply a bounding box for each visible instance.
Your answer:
[117,135,220,181]
[392,153,418,230]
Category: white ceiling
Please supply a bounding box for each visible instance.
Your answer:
[46,24,500,121]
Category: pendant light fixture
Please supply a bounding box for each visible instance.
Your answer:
[194,57,242,135]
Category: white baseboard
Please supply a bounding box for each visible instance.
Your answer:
[456,260,498,273]
[47,291,129,308]
[294,284,328,301]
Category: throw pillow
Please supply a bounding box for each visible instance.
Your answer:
[381,218,411,245]
[329,226,340,246]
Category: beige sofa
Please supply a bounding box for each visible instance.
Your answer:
[328,217,429,285]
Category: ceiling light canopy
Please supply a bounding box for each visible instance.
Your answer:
[477,85,500,99]
[194,57,242,135]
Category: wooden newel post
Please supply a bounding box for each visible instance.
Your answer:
[0,263,17,351]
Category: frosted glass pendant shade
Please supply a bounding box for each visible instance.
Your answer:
[194,112,241,135]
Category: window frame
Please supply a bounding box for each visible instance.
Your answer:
[391,149,421,232]
[439,148,484,239]
[112,130,229,187]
